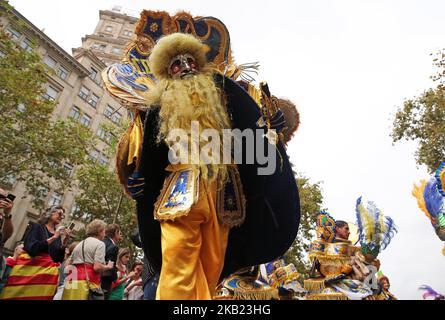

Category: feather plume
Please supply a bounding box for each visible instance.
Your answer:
[423,179,443,219]
[419,285,443,300]
[434,161,445,197]
[412,180,431,220]
[355,197,397,253]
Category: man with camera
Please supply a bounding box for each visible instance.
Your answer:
[0,188,15,280]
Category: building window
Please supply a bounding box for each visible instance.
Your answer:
[71,202,80,216]
[111,112,122,124]
[88,149,99,162]
[78,86,90,100]
[43,86,59,101]
[97,127,106,140]
[48,192,62,207]
[90,68,98,81]
[63,163,74,177]
[91,43,106,51]
[57,65,69,80]
[112,47,121,55]
[104,105,114,118]
[99,155,109,166]
[80,114,92,127]
[105,25,113,33]
[89,93,99,108]
[123,30,132,37]
[69,106,81,120]
[20,38,33,52]
[43,55,57,69]
[5,26,22,41]
[104,131,114,144]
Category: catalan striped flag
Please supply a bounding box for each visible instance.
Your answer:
[61,263,100,300]
[0,253,59,300]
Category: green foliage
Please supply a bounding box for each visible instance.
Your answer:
[1,2,137,255]
[284,175,325,277]
[0,23,95,209]
[392,50,445,173]
[72,120,138,253]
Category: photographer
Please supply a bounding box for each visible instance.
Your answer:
[0,206,71,300]
[0,188,15,281]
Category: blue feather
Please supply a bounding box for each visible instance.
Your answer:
[355,196,364,242]
[423,179,443,218]
[381,216,397,250]
[434,161,445,197]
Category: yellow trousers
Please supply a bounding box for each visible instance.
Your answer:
[156,178,230,300]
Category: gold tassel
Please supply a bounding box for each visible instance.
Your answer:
[304,279,325,292]
[232,289,279,300]
[306,293,349,300]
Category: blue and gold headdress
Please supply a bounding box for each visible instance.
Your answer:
[355,197,397,258]
[316,212,337,243]
[412,162,445,246]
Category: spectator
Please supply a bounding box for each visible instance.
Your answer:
[124,260,144,300]
[101,223,121,299]
[62,220,114,300]
[0,188,14,281]
[53,241,79,300]
[0,206,70,300]
[0,243,23,295]
[109,247,132,300]
[129,228,159,300]
[142,256,159,300]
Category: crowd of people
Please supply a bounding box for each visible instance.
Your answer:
[0,187,156,300]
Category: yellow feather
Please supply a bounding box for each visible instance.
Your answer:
[358,203,374,241]
[412,180,431,220]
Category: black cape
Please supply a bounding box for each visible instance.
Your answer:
[136,75,300,278]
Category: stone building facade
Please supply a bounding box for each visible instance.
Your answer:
[0,5,137,253]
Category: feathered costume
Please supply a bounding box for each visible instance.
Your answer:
[412,161,445,255]
[419,285,445,300]
[304,199,397,300]
[101,10,301,299]
[355,197,397,260]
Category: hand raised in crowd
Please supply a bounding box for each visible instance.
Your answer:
[106,260,114,270]
[0,197,13,215]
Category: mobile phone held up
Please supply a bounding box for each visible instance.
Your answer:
[0,193,15,202]
[68,222,76,230]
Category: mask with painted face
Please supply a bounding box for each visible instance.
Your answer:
[168,54,199,79]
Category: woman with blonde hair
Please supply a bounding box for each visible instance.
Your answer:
[109,247,133,300]
[62,219,114,300]
[1,206,70,300]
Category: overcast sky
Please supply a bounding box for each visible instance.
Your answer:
[9,0,445,299]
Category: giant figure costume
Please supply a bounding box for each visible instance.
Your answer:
[102,11,300,299]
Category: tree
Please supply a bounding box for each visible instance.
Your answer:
[0,7,95,209]
[284,175,325,276]
[72,121,139,253]
[392,49,445,173]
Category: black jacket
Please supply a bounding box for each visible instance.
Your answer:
[136,75,300,278]
[101,237,118,282]
[23,223,65,263]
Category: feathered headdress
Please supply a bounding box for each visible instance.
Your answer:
[355,197,397,258]
[316,211,337,243]
[419,285,445,300]
[412,162,445,243]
